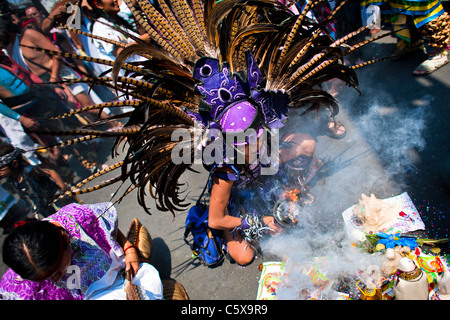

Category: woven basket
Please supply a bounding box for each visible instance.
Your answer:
[162,279,189,300]
[126,218,153,262]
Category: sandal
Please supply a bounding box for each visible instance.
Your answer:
[325,120,346,139]
[413,52,449,76]
[126,218,153,263]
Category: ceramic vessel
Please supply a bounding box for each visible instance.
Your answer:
[393,257,428,300]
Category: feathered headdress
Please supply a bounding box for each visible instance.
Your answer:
[28,0,393,216]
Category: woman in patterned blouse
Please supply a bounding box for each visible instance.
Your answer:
[0,202,163,300]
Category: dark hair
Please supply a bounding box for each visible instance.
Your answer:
[87,0,134,33]
[0,13,20,47]
[0,140,27,172]
[0,141,15,156]
[2,220,66,281]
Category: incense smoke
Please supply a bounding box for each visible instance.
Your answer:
[354,93,430,176]
[259,84,431,299]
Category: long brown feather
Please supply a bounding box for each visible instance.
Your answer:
[137,0,190,60]
[350,56,394,70]
[67,175,124,197]
[287,0,349,69]
[55,161,124,201]
[156,0,197,59]
[123,0,182,59]
[171,0,205,52]
[19,44,150,75]
[192,0,207,39]
[66,27,126,48]
[272,0,317,76]
[48,101,141,120]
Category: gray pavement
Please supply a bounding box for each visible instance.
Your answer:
[0,29,449,300]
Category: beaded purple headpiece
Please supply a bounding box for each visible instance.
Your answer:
[191,51,290,135]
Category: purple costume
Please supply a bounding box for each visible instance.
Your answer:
[213,155,323,219]
[189,52,323,230]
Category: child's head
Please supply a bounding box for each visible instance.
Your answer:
[0,141,26,179]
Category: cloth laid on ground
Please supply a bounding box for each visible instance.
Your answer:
[256,251,450,300]
[255,192,448,300]
[342,192,426,242]
[256,261,285,300]
[256,258,351,300]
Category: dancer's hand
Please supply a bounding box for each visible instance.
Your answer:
[263,216,284,234]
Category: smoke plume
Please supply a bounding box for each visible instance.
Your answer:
[259,83,430,299]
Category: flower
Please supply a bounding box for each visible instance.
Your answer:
[375,232,418,249]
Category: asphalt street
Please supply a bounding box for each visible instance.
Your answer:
[0,29,449,300]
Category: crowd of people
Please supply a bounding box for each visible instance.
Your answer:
[0,0,152,227]
[0,0,447,301]
[0,0,190,301]
[0,0,446,228]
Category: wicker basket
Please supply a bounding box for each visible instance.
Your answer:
[162,279,190,300]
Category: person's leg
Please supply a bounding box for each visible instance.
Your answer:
[413,12,450,76]
[75,91,119,127]
[224,230,256,267]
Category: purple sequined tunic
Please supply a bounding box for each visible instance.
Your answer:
[0,203,124,300]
